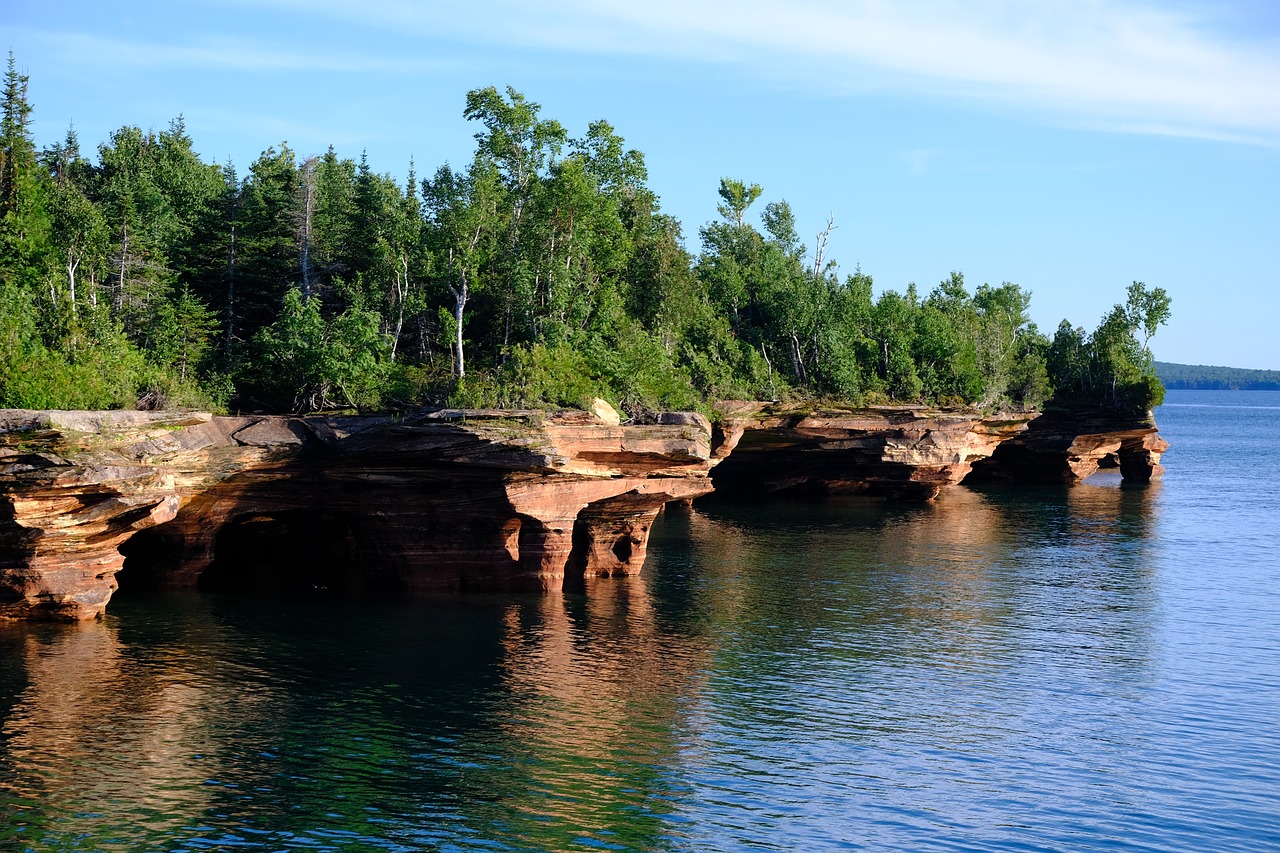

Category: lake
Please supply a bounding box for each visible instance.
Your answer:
[2,389,1278,851]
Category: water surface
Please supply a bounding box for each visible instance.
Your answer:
[2,389,1278,851]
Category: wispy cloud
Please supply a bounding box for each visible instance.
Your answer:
[898,148,940,177]
[19,1,1280,144]
[249,0,1280,145]
[18,28,456,75]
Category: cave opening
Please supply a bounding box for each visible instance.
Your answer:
[117,530,189,592]
[198,511,370,596]
[118,511,376,599]
[611,534,634,563]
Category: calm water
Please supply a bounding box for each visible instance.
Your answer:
[3,389,1279,852]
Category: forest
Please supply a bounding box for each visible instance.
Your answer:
[0,56,1170,418]
[1155,362,1280,391]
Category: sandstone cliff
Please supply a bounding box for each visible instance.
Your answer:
[0,406,714,621]
[1,404,1166,621]
[708,402,1167,501]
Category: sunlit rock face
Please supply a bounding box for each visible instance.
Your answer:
[708,403,1039,502]
[707,403,1166,501]
[0,409,715,621]
[963,410,1168,485]
[0,404,1168,621]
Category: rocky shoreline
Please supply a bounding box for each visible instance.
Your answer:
[1,403,1166,621]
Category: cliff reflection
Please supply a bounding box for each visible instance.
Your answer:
[659,481,1160,711]
[0,615,232,847]
[1,587,713,852]
[0,479,1163,852]
[487,576,712,851]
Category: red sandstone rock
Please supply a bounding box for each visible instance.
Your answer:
[964,410,1168,485]
[1,408,718,620]
[709,404,1039,501]
[0,403,1168,621]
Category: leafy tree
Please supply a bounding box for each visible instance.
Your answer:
[95,125,177,332]
[1048,320,1090,400]
[867,288,922,400]
[0,62,1178,418]
[463,85,567,355]
[1124,281,1171,359]
[423,160,501,377]
[247,289,389,412]
[1046,282,1171,413]
[973,280,1033,407]
[41,128,109,318]
[716,178,763,228]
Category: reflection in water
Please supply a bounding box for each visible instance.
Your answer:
[0,582,712,852]
[0,614,260,848]
[489,579,711,851]
[4,450,1276,852]
[647,485,1163,850]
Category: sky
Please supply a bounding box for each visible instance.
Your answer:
[10,0,1280,369]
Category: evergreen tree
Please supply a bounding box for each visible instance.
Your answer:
[0,52,51,294]
[0,61,1174,417]
[236,144,300,342]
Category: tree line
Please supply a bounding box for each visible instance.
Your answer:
[0,56,1170,417]
[1155,362,1280,391]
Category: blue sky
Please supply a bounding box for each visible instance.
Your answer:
[10,0,1280,369]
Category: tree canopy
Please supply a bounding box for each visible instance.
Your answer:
[0,55,1170,416]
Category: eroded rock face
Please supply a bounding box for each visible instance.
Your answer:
[1,408,715,620]
[0,403,1168,621]
[707,403,1166,501]
[964,410,1167,485]
[708,403,1040,501]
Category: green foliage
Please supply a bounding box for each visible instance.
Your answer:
[1129,371,1165,410]
[1155,361,1280,390]
[447,372,508,409]
[1046,282,1171,414]
[0,58,1175,418]
[507,342,602,409]
[246,289,390,412]
[147,286,219,382]
[0,278,214,410]
[584,322,702,416]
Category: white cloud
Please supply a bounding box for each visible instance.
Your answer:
[22,29,455,75]
[261,0,1280,144]
[20,1,1280,144]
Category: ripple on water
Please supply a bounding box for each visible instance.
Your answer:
[3,391,1280,851]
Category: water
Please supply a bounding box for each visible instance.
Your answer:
[3,389,1279,852]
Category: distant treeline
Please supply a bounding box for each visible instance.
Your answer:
[1156,362,1280,391]
[0,54,1170,416]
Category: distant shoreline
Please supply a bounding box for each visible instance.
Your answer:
[1156,362,1280,391]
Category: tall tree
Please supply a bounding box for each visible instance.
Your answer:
[41,127,108,318]
[463,86,567,355]
[0,52,51,294]
[423,160,501,376]
[235,144,300,343]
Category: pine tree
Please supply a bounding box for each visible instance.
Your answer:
[0,52,51,293]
